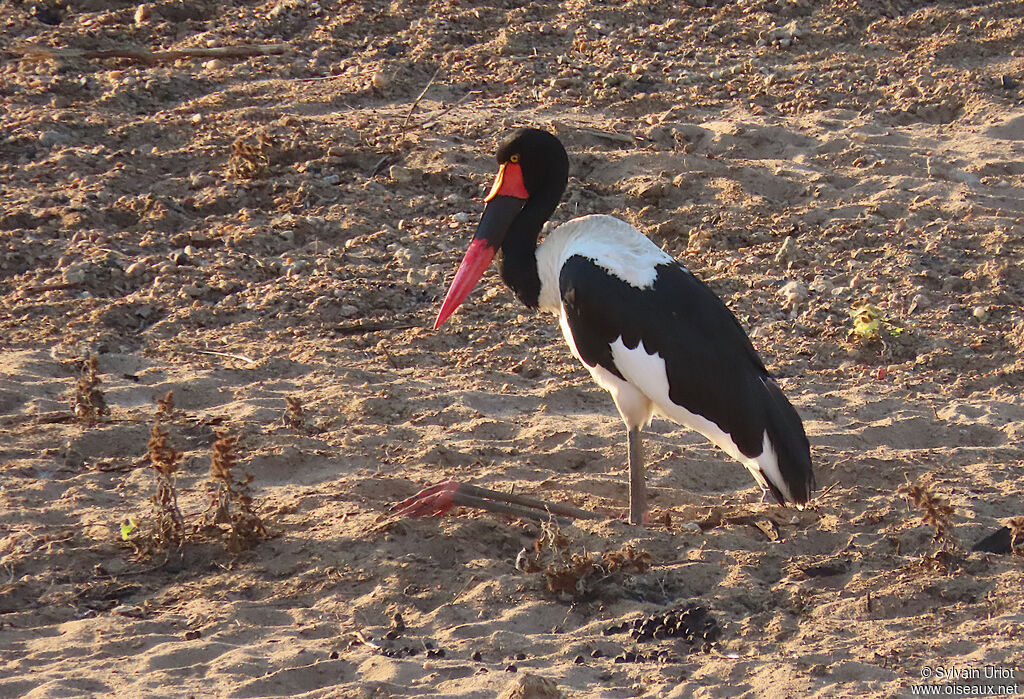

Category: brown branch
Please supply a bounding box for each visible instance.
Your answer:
[402,67,442,127]
[14,43,289,65]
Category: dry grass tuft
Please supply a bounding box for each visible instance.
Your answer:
[72,355,109,424]
[284,395,305,428]
[203,430,268,552]
[228,130,273,179]
[528,521,651,599]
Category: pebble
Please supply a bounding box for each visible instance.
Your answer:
[134,4,152,24]
[453,212,472,224]
[775,235,798,264]
[908,294,928,313]
[322,174,341,185]
[203,59,227,71]
[371,70,391,91]
[39,131,66,148]
[389,165,414,184]
[284,260,308,276]
[926,158,981,186]
[973,306,989,322]
[63,263,90,285]
[779,280,808,306]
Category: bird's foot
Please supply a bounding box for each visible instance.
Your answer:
[389,480,462,518]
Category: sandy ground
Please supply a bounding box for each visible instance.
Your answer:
[2,0,1024,696]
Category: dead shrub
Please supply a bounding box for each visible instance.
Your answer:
[72,355,109,424]
[202,430,268,552]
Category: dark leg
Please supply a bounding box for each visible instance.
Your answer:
[628,427,645,526]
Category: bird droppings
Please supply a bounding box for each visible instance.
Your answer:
[602,603,722,653]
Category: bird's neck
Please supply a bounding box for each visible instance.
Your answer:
[498,188,562,309]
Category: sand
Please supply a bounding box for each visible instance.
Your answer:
[1,0,1023,696]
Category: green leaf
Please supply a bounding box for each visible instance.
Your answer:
[120,516,138,540]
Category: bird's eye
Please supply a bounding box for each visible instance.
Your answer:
[509,154,520,163]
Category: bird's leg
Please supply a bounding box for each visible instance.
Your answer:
[628,427,645,526]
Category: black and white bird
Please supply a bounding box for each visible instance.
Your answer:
[397,128,814,525]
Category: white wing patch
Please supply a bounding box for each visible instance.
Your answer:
[559,311,654,430]
[536,214,675,312]
[607,337,794,502]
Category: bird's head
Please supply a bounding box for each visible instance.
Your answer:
[434,128,569,329]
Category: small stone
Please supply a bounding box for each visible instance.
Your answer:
[203,59,227,71]
[183,629,201,641]
[39,131,66,148]
[973,306,989,322]
[389,165,414,184]
[779,280,808,306]
[322,173,341,185]
[908,294,928,313]
[183,283,204,297]
[134,4,152,24]
[775,235,798,264]
[453,212,472,223]
[371,70,391,91]
[63,265,89,285]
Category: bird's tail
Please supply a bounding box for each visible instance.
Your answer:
[760,377,814,506]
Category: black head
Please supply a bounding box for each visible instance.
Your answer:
[434,128,569,329]
[493,128,570,200]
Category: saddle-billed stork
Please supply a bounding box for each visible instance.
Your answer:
[395,128,814,525]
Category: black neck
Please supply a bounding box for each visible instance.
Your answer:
[498,172,567,309]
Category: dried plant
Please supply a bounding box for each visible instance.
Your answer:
[284,396,305,429]
[903,481,959,555]
[155,390,176,421]
[203,429,268,552]
[1008,517,1024,554]
[228,130,273,179]
[126,424,186,556]
[531,520,651,599]
[72,355,109,424]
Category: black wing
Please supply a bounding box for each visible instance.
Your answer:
[560,255,769,456]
